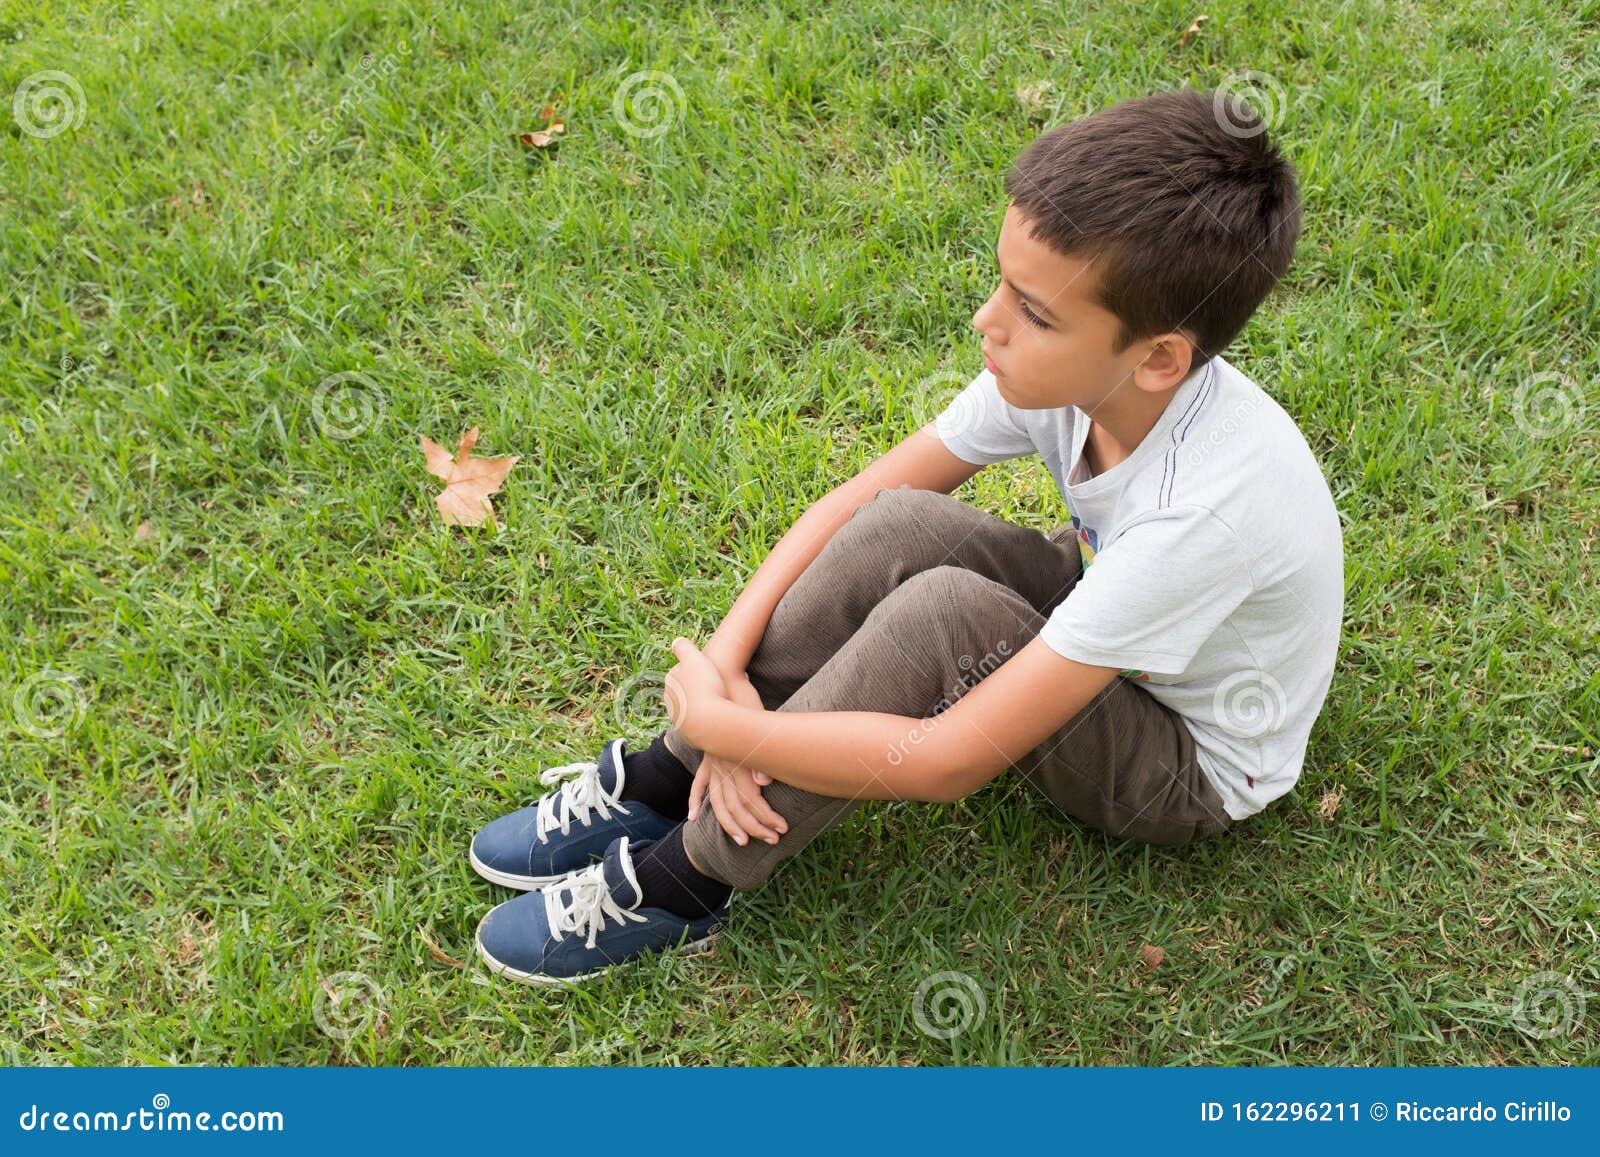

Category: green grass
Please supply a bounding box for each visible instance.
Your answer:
[2,0,1597,1065]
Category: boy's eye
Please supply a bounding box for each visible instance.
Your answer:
[1019,300,1048,329]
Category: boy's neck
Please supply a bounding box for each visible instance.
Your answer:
[1082,376,1186,473]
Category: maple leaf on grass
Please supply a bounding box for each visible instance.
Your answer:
[420,427,520,527]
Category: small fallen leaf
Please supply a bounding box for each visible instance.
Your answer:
[420,426,520,527]
[1139,944,1166,971]
[1178,15,1209,48]
[513,115,566,150]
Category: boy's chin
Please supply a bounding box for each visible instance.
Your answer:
[996,379,1042,408]
[1000,378,1080,410]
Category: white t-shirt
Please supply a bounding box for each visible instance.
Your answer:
[932,356,1344,821]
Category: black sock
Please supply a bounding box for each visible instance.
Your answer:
[631,825,732,918]
[619,732,694,820]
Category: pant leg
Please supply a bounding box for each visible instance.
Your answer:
[1015,681,1234,846]
[682,565,1048,889]
[663,483,1083,770]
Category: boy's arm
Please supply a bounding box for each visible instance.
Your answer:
[681,635,1122,803]
[701,422,986,677]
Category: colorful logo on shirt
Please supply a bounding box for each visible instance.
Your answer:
[1120,669,1150,681]
[1069,511,1099,569]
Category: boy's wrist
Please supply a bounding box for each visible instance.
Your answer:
[681,694,744,753]
[701,637,750,681]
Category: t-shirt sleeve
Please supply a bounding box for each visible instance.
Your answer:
[931,369,1037,464]
[1039,505,1256,675]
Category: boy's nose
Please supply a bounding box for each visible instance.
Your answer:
[972,309,1002,345]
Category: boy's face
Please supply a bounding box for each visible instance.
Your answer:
[970,203,1183,411]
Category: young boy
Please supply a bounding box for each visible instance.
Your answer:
[470,87,1344,986]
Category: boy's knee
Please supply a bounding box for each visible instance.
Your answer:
[842,484,952,542]
[877,564,998,617]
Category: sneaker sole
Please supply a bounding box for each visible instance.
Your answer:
[470,845,592,891]
[474,925,723,988]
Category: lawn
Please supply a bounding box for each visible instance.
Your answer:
[1,0,1596,1065]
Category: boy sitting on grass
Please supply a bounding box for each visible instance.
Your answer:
[469,86,1344,986]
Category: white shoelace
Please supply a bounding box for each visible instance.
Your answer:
[532,741,631,844]
[543,837,648,949]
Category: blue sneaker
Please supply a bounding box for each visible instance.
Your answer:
[470,739,678,890]
[475,835,727,987]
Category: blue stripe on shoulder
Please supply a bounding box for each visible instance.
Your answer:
[1157,361,1215,508]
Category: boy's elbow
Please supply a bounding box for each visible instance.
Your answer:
[923,759,980,804]
[924,745,1010,803]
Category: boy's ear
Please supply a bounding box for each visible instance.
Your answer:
[1132,330,1197,393]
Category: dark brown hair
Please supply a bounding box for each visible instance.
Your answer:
[1004,87,1302,362]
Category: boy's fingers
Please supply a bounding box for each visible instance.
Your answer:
[687,765,709,821]
[746,783,787,834]
[709,779,748,845]
[752,770,773,785]
[730,796,775,844]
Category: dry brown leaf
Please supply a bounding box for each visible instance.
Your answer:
[514,109,566,149]
[1178,15,1209,48]
[420,426,520,527]
[1139,943,1166,971]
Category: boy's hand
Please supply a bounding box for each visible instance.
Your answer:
[679,653,786,845]
[665,637,732,748]
[690,752,789,847]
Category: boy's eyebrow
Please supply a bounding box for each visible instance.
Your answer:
[995,246,1060,321]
